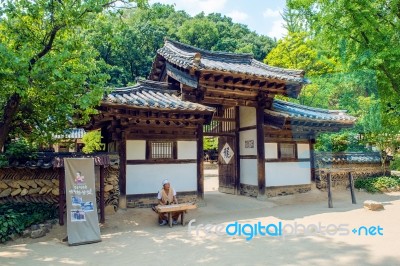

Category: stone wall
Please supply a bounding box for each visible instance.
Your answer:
[0,153,120,212]
[240,183,311,197]
[314,152,389,189]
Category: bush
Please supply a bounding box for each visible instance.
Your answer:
[390,155,400,171]
[354,176,400,193]
[0,203,57,243]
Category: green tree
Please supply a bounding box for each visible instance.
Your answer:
[82,130,105,153]
[0,0,146,149]
[288,0,400,97]
[287,0,400,158]
[177,16,220,51]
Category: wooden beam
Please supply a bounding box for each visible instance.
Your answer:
[100,166,105,223]
[58,168,65,226]
[256,106,266,199]
[118,132,127,209]
[234,106,241,195]
[309,138,316,181]
[197,124,204,200]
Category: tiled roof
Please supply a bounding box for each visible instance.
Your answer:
[271,99,356,123]
[0,153,116,169]
[103,80,215,112]
[315,152,384,164]
[54,128,86,139]
[157,39,307,84]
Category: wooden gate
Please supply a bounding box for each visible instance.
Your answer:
[204,106,239,194]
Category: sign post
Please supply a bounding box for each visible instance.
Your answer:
[64,158,101,246]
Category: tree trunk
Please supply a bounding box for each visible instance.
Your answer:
[0,93,21,150]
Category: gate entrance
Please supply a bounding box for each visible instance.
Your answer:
[204,106,239,194]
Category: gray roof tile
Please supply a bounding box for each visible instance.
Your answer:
[272,99,356,123]
[157,39,307,84]
[104,80,215,113]
[53,128,86,139]
[315,152,384,164]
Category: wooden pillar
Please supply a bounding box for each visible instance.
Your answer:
[234,106,241,195]
[58,167,65,225]
[256,106,266,199]
[118,133,127,209]
[309,138,316,181]
[327,172,333,208]
[348,172,357,204]
[197,124,204,200]
[100,165,105,223]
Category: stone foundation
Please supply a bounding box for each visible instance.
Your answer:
[239,183,258,197]
[126,191,198,208]
[266,184,311,197]
[240,183,311,198]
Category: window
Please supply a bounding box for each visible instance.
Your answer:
[147,141,176,159]
[278,143,297,159]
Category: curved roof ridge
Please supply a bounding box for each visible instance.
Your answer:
[251,60,305,77]
[274,99,350,115]
[164,38,254,61]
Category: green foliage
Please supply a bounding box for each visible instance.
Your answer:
[0,1,145,149]
[0,154,8,168]
[204,137,218,151]
[4,138,37,159]
[82,130,105,154]
[354,176,400,193]
[315,131,366,152]
[0,203,57,243]
[88,4,276,87]
[390,155,400,171]
[264,32,336,77]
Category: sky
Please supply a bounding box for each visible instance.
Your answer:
[149,0,288,39]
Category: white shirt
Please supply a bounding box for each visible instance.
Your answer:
[157,188,176,200]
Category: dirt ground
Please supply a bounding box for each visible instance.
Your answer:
[1,173,400,265]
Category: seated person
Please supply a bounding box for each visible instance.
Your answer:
[157,179,182,226]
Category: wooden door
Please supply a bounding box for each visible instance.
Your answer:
[218,136,237,194]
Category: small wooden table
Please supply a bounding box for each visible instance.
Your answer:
[155,203,197,227]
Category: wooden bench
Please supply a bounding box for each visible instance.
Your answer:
[155,203,197,227]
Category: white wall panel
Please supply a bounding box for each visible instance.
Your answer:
[265,143,278,159]
[126,164,197,194]
[239,107,256,128]
[126,140,146,160]
[240,159,258,185]
[265,162,311,186]
[297,143,310,159]
[177,141,197,159]
[240,129,257,156]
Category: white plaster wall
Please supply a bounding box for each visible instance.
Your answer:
[297,143,310,159]
[239,106,256,128]
[177,141,197,159]
[126,164,197,194]
[240,159,258,185]
[265,143,278,159]
[240,129,257,156]
[265,162,311,186]
[126,140,146,160]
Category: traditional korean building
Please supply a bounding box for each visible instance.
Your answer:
[88,39,356,207]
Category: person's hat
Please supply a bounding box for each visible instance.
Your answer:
[162,179,170,186]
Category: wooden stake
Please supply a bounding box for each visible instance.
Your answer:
[327,172,333,208]
[348,172,356,204]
